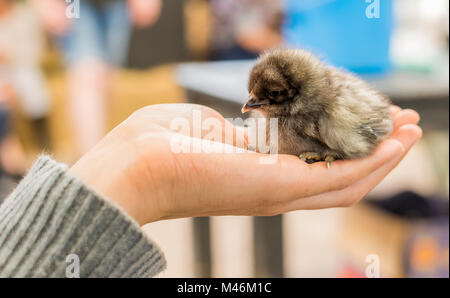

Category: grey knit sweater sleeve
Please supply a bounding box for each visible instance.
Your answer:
[0,156,166,277]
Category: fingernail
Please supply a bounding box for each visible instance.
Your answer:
[404,125,422,149]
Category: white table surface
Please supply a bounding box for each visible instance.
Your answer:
[175,60,449,104]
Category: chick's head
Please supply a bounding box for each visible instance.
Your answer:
[242,49,331,118]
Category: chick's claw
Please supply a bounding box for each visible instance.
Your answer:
[299,152,322,164]
[324,156,335,169]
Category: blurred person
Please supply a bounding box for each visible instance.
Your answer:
[0,80,29,177]
[30,0,162,156]
[209,0,284,60]
[0,0,50,175]
[0,103,422,277]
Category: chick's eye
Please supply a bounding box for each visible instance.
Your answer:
[269,90,281,98]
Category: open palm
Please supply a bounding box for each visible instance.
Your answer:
[70,104,422,225]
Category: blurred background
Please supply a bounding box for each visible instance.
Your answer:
[0,0,448,277]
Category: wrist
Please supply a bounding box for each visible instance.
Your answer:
[68,144,152,226]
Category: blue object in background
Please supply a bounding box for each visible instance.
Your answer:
[283,0,393,74]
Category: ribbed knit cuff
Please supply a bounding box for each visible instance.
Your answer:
[0,156,166,277]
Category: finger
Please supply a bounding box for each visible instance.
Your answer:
[281,124,422,211]
[341,124,422,204]
[234,125,249,149]
[281,120,423,199]
[137,104,248,147]
[390,105,402,116]
[168,104,249,148]
[393,109,420,130]
[292,140,403,197]
[210,135,402,206]
[177,124,420,217]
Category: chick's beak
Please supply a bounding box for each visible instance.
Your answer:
[241,93,268,114]
[241,103,257,114]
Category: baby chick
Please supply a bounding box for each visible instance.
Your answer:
[242,48,393,168]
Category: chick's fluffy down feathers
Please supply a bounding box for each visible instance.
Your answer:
[246,49,393,160]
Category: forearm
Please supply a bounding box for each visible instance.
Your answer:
[0,156,166,277]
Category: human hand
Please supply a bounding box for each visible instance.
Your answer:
[127,0,162,28]
[69,104,421,226]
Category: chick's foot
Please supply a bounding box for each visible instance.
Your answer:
[324,156,335,169]
[299,152,322,164]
